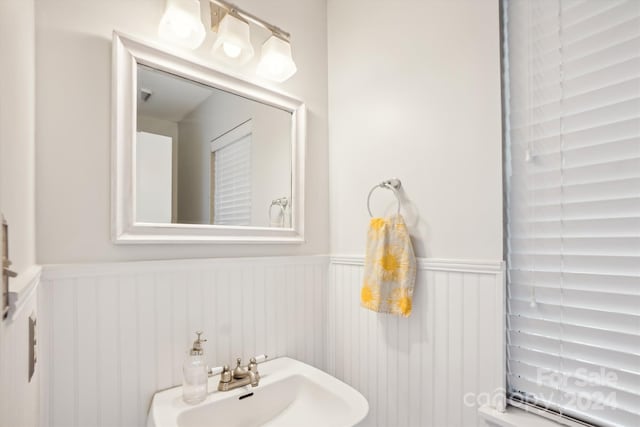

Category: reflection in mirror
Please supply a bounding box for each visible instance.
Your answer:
[135,65,292,228]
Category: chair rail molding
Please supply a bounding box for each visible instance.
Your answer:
[330,255,504,273]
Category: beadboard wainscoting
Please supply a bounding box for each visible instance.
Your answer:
[39,256,328,427]
[327,256,506,427]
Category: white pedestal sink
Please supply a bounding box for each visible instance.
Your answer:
[147,357,369,427]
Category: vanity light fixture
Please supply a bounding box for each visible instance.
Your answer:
[209,0,297,82]
[157,0,298,81]
[211,12,254,64]
[158,0,206,50]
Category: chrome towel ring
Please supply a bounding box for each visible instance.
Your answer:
[269,197,289,227]
[367,178,402,217]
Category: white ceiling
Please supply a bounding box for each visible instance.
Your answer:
[136,65,215,122]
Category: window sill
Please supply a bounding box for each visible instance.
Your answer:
[478,405,567,427]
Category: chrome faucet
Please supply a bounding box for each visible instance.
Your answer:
[210,355,267,392]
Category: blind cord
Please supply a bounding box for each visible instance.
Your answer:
[558,0,566,417]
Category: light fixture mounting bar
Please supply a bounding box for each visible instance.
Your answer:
[209,0,290,40]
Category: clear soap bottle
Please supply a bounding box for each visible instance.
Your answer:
[183,331,208,404]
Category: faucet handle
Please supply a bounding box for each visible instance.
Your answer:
[248,354,267,372]
[252,354,268,364]
[248,357,257,372]
[208,365,224,377]
[220,365,231,383]
[233,358,247,379]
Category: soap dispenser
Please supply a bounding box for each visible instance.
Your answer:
[183,331,208,404]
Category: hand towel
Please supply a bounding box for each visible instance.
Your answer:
[361,214,417,317]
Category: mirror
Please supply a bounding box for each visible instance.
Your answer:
[136,65,292,228]
[112,33,306,244]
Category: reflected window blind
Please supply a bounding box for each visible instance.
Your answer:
[503,1,640,426]
[213,134,252,226]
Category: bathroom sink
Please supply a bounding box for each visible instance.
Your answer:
[147,357,369,427]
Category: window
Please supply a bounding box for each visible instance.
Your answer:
[211,120,252,226]
[503,1,640,427]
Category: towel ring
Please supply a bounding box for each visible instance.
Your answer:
[367,178,402,217]
[269,197,289,227]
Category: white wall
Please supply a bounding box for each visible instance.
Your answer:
[327,0,503,260]
[40,256,327,427]
[0,2,41,426]
[0,0,37,290]
[35,0,328,264]
[177,90,291,226]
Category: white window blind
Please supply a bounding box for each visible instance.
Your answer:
[503,1,640,426]
[213,133,252,226]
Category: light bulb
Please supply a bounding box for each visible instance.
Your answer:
[211,14,254,65]
[169,17,192,39]
[223,42,242,58]
[266,58,285,75]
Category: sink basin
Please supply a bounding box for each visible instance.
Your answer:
[147,357,369,427]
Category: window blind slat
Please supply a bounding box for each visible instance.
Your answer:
[513,33,640,85]
[510,130,639,163]
[509,284,640,315]
[511,117,640,152]
[510,78,640,127]
[508,217,640,238]
[510,177,640,207]
[508,197,640,220]
[508,348,640,398]
[510,98,640,135]
[564,4,640,43]
[509,254,640,275]
[506,1,629,46]
[508,298,639,340]
[508,315,639,354]
[509,270,640,294]
[511,158,640,191]
[508,331,640,374]
[561,0,627,28]
[510,236,640,256]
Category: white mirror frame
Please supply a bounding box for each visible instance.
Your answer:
[112,32,306,244]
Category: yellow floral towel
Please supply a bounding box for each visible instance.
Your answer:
[361,215,417,317]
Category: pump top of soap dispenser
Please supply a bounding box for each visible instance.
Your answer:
[190,331,207,356]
